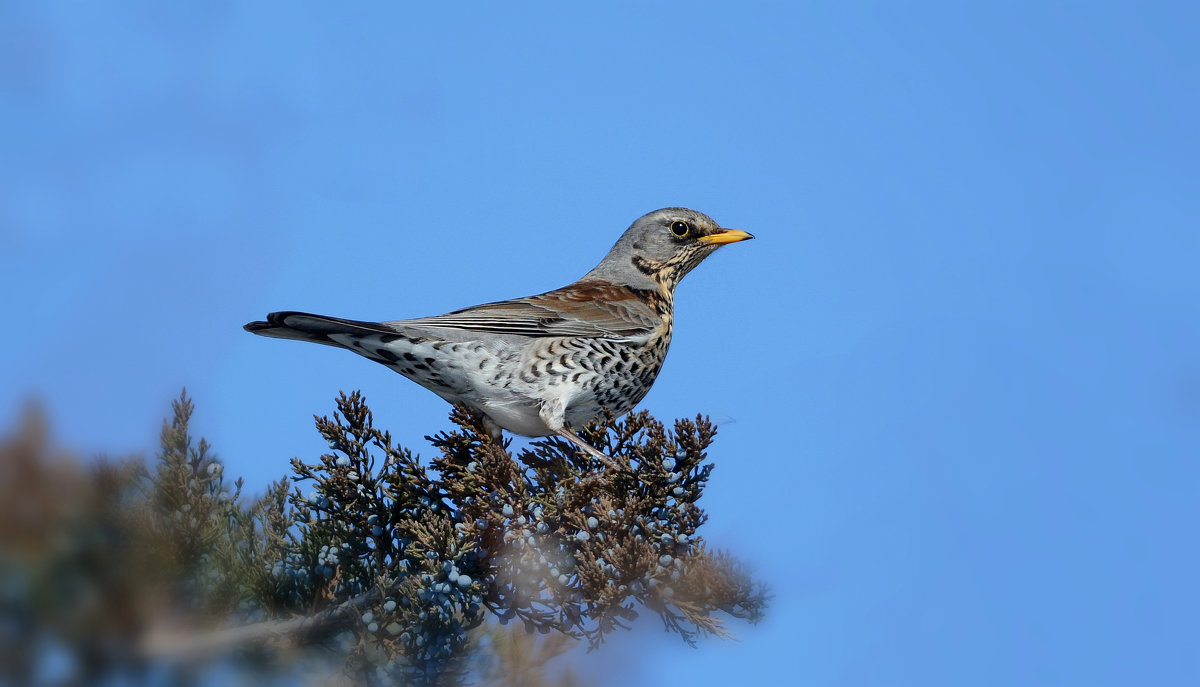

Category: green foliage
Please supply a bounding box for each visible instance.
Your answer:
[147,392,295,620]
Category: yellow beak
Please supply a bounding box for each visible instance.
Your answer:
[699,228,755,246]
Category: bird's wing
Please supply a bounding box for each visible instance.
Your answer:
[391,280,661,339]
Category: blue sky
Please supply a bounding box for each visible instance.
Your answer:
[2,3,1198,685]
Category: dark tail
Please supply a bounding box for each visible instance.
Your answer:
[244,311,399,348]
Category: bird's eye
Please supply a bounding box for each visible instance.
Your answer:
[670,221,690,237]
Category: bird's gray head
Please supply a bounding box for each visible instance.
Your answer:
[583,208,754,291]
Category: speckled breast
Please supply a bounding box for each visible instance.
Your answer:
[558,322,674,427]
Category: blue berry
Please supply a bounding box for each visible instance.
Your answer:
[502,504,514,517]
[576,531,590,542]
[335,456,351,467]
[587,516,599,529]
[672,486,685,496]
[457,575,472,588]
[662,458,676,471]
[361,611,374,624]
[467,461,478,473]
[383,600,397,612]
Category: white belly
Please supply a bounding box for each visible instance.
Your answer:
[475,398,554,436]
[334,331,609,437]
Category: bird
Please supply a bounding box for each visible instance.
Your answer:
[245,207,753,465]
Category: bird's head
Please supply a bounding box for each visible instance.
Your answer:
[584,208,754,291]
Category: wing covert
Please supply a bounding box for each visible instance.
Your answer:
[389,281,659,339]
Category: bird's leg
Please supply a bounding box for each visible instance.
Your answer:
[555,427,623,471]
[540,400,623,471]
[480,414,505,445]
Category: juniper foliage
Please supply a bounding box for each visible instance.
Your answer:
[280,391,767,682]
[0,391,767,686]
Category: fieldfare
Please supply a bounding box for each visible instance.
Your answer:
[245,208,753,463]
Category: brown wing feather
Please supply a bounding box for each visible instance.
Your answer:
[389,280,659,339]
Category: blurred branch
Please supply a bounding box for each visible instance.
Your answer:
[138,586,378,661]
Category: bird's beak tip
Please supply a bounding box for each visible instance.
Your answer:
[701,228,755,246]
